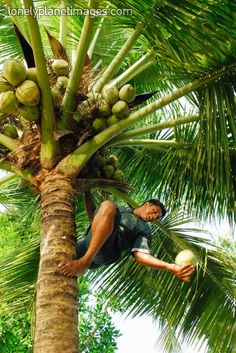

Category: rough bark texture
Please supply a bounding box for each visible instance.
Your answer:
[34,173,78,353]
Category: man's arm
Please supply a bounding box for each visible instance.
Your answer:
[85,191,96,220]
[133,251,194,282]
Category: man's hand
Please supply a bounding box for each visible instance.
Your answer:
[171,263,195,282]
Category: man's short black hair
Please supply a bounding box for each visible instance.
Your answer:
[145,198,167,219]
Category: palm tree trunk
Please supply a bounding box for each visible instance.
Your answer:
[34,173,78,353]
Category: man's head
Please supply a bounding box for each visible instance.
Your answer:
[134,199,167,222]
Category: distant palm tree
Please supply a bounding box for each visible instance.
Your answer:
[0,1,235,353]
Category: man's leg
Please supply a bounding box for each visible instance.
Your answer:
[58,201,117,276]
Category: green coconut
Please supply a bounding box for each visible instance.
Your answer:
[175,250,196,267]
[95,155,106,168]
[119,84,135,103]
[112,100,129,119]
[51,87,61,107]
[113,170,124,181]
[73,111,83,122]
[109,155,119,169]
[93,167,102,178]
[16,80,40,106]
[102,85,119,105]
[56,76,69,90]
[3,124,18,139]
[0,91,19,114]
[52,59,69,76]
[0,111,7,121]
[19,105,40,122]
[0,75,12,93]
[107,114,119,126]
[87,92,102,105]
[26,67,38,83]
[103,164,115,178]
[78,100,90,115]
[92,117,106,131]
[19,115,30,128]
[98,99,112,117]
[3,59,27,86]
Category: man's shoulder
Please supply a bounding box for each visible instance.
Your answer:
[118,206,151,236]
[118,205,133,213]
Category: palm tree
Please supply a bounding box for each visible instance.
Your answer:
[0,0,235,352]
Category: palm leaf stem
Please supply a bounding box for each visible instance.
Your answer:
[23,0,58,169]
[59,0,67,49]
[57,63,236,177]
[101,186,138,207]
[110,115,200,142]
[4,0,30,44]
[62,0,98,127]
[87,11,107,59]
[109,138,193,149]
[0,161,32,180]
[111,50,155,87]
[93,24,143,92]
[0,133,19,151]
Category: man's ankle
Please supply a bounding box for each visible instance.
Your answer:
[82,254,93,265]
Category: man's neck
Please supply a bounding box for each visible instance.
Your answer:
[133,207,142,218]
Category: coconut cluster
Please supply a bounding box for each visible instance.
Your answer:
[93,84,135,131]
[0,58,41,137]
[92,153,125,181]
[74,84,136,132]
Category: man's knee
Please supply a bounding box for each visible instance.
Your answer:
[98,200,117,218]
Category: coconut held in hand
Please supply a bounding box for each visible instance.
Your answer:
[175,249,196,267]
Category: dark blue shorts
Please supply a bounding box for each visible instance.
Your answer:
[76,207,122,269]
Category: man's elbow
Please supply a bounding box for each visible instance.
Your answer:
[133,251,149,264]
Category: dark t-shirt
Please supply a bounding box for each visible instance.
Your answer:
[76,206,152,268]
[118,206,152,254]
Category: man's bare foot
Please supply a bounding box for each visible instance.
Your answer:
[58,257,90,277]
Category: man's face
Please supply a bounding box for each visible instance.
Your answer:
[139,202,163,222]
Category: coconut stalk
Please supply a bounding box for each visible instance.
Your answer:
[61,0,98,128]
[57,64,236,177]
[0,173,15,186]
[0,133,19,151]
[87,11,107,59]
[111,50,155,87]
[23,0,58,169]
[109,115,200,143]
[59,0,67,48]
[92,24,143,93]
[0,160,32,181]
[108,138,193,149]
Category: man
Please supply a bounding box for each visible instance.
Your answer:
[58,192,194,281]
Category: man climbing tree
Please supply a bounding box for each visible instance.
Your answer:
[59,192,195,281]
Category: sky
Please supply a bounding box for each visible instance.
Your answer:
[112,313,208,353]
